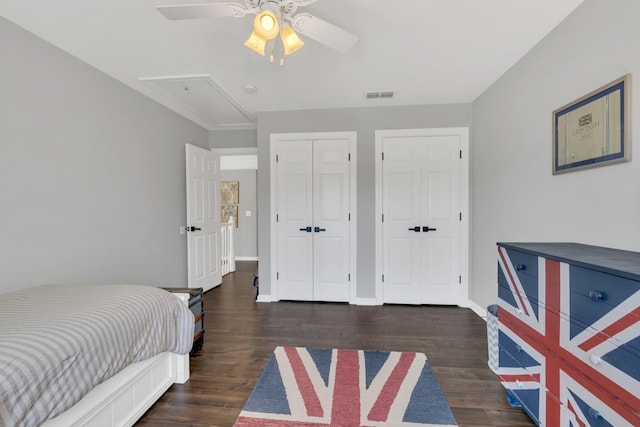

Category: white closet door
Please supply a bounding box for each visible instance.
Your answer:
[275,138,351,302]
[381,137,423,303]
[312,139,350,302]
[276,140,314,300]
[420,135,461,304]
[382,135,461,304]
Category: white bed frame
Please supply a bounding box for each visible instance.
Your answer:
[42,293,191,427]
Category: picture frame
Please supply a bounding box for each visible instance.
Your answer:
[220,181,239,204]
[552,74,631,174]
[221,205,238,228]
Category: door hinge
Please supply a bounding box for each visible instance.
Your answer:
[459,212,462,221]
[459,150,462,159]
[459,275,462,284]
[276,154,279,162]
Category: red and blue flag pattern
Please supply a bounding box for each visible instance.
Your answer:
[234,346,457,426]
[497,246,640,426]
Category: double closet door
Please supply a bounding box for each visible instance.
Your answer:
[379,131,464,305]
[275,136,352,302]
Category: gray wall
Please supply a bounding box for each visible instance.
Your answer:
[220,169,258,258]
[257,104,472,299]
[471,0,640,310]
[210,128,258,148]
[0,17,209,294]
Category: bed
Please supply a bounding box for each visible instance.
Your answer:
[0,284,195,427]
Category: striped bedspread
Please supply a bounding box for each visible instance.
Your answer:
[0,284,194,427]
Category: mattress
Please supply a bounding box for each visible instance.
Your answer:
[0,284,194,427]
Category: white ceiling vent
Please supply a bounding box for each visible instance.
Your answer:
[139,74,256,130]
[366,91,395,99]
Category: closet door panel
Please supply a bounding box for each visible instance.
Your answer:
[276,140,314,301]
[313,139,350,302]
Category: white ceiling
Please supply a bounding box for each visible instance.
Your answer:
[1,0,584,130]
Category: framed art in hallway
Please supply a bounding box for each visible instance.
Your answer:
[220,181,239,204]
[552,74,631,174]
[221,205,238,227]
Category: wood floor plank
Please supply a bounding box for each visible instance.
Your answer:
[138,261,534,426]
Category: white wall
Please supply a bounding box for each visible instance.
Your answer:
[0,17,209,293]
[256,104,472,299]
[471,0,640,310]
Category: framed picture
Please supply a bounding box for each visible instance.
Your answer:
[221,205,238,228]
[220,181,239,204]
[552,74,631,174]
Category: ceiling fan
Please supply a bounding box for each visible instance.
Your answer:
[157,0,358,63]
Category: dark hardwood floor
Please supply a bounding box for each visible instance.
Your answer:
[138,261,533,427]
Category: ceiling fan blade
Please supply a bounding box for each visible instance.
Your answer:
[157,3,250,20]
[290,13,358,53]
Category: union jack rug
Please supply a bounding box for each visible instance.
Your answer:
[233,346,458,427]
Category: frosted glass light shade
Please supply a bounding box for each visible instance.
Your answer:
[254,11,279,40]
[281,26,304,55]
[244,30,266,55]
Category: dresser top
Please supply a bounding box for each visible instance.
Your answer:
[497,242,640,281]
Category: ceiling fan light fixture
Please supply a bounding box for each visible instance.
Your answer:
[244,30,267,56]
[254,11,279,40]
[281,26,304,55]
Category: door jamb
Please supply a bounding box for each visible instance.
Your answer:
[270,131,358,303]
[374,127,470,306]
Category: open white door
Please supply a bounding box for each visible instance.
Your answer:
[186,144,221,292]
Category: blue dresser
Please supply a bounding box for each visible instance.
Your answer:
[496,242,640,426]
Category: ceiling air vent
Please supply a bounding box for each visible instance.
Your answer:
[366,91,394,99]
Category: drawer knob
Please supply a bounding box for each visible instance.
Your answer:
[516,264,526,271]
[589,290,606,301]
[589,354,602,366]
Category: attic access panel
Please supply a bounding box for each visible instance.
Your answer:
[140,74,255,129]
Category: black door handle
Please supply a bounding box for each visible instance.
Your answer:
[299,227,312,232]
[314,227,326,232]
[422,226,437,232]
[187,226,201,232]
[408,226,421,232]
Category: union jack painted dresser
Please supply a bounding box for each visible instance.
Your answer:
[496,242,640,426]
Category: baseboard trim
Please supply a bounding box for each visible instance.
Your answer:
[469,300,487,320]
[256,294,272,303]
[354,297,379,306]
[235,256,258,261]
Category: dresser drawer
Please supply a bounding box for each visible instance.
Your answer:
[498,248,540,301]
[568,265,640,352]
[559,370,638,427]
[565,317,640,386]
[562,399,620,427]
[498,330,541,371]
[497,349,543,426]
